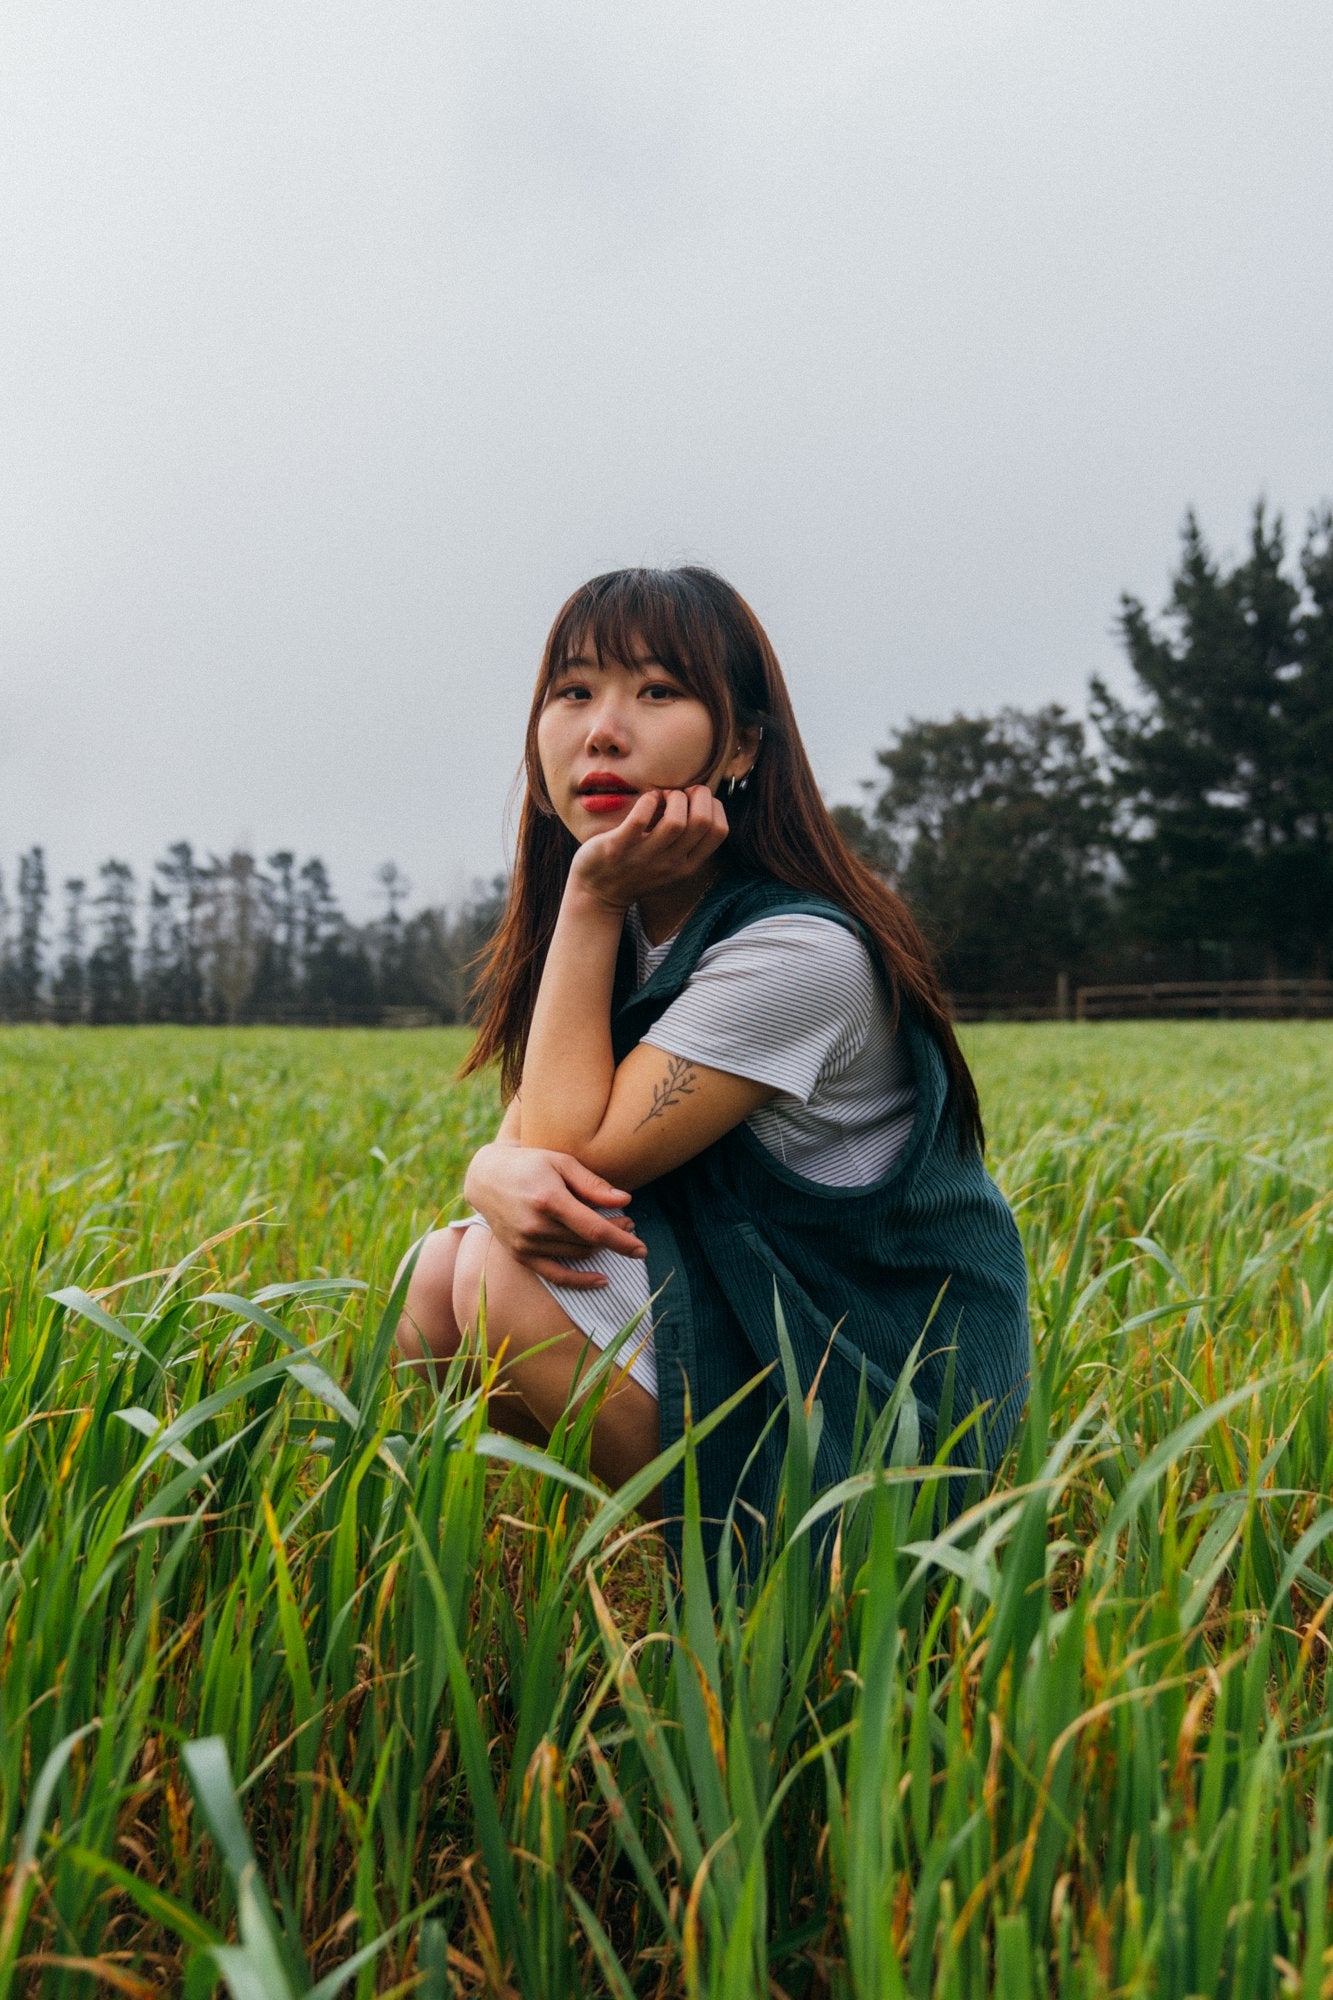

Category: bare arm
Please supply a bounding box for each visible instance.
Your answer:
[492,1093,523,1145]
[548,1039,776,1189]
[519,787,778,1188]
[464,1088,648,1289]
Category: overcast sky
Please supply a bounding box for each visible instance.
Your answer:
[3,1,1330,920]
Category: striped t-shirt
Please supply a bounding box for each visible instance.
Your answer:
[533,908,917,1398]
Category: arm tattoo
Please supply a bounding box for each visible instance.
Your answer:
[635,1055,699,1129]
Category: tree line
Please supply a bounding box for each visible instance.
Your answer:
[835,500,1333,997]
[3,500,1330,1023]
[0,845,507,1025]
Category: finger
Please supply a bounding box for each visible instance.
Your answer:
[557,1157,631,1206]
[677,804,728,868]
[593,792,657,853]
[525,1231,597,1257]
[529,1217,640,1255]
[546,1189,648,1252]
[573,1217,647,1255]
[651,789,690,837]
[596,1228,648,1257]
[519,1256,610,1289]
[672,783,711,828]
[693,784,728,829]
[560,1214,647,1255]
[528,1232,640,1264]
[686,795,728,853]
[559,1213,637,1238]
[702,810,731,856]
[627,788,665,832]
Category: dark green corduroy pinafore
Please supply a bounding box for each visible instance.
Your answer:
[611,868,1032,1574]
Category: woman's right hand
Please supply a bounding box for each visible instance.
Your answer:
[462,1143,648,1289]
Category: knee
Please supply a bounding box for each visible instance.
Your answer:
[395,1228,461,1363]
[450,1223,489,1339]
[452,1226,533,1353]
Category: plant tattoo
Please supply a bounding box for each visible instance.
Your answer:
[635,1055,699,1128]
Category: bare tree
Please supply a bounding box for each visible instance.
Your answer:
[202,851,265,1023]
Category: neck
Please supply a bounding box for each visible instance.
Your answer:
[637,864,720,947]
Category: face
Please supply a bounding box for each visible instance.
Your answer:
[536,638,734,840]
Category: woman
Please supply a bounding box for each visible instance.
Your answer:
[397,566,1030,1564]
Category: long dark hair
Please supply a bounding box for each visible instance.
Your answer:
[462,566,983,1150]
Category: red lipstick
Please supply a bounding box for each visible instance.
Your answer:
[577,772,637,815]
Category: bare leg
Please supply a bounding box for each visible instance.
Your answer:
[395,1227,465,1373]
[452,1224,662,1517]
[394,1226,551,1447]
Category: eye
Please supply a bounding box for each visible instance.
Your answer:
[549,680,589,702]
[641,680,683,702]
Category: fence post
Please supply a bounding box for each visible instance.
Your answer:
[1056,971,1070,1021]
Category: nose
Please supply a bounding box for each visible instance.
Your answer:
[583,687,633,755]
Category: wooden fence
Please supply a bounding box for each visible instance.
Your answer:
[948,979,1333,1023]
[1074,980,1333,1022]
[949,993,1065,1023]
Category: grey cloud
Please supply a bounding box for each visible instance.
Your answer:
[1,0,1330,915]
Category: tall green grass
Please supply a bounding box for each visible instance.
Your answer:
[1,1022,1330,1996]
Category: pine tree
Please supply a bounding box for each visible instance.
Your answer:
[251,851,299,1011]
[141,882,174,1020]
[373,861,411,1005]
[297,859,356,1016]
[1293,507,1333,976]
[52,878,88,1021]
[1092,503,1327,978]
[14,847,48,1019]
[87,862,138,1023]
[0,866,12,1015]
[149,843,207,1020]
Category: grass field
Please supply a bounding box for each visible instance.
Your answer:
[1,1021,1331,1998]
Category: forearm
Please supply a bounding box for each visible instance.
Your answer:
[493,1092,523,1145]
[519,879,625,1153]
[457,1094,524,1221]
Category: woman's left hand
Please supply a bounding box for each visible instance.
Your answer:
[568,786,729,912]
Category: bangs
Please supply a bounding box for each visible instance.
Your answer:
[541,569,729,715]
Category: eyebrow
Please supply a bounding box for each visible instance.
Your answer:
[557,653,667,674]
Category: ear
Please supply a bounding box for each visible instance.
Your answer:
[722,721,763,784]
